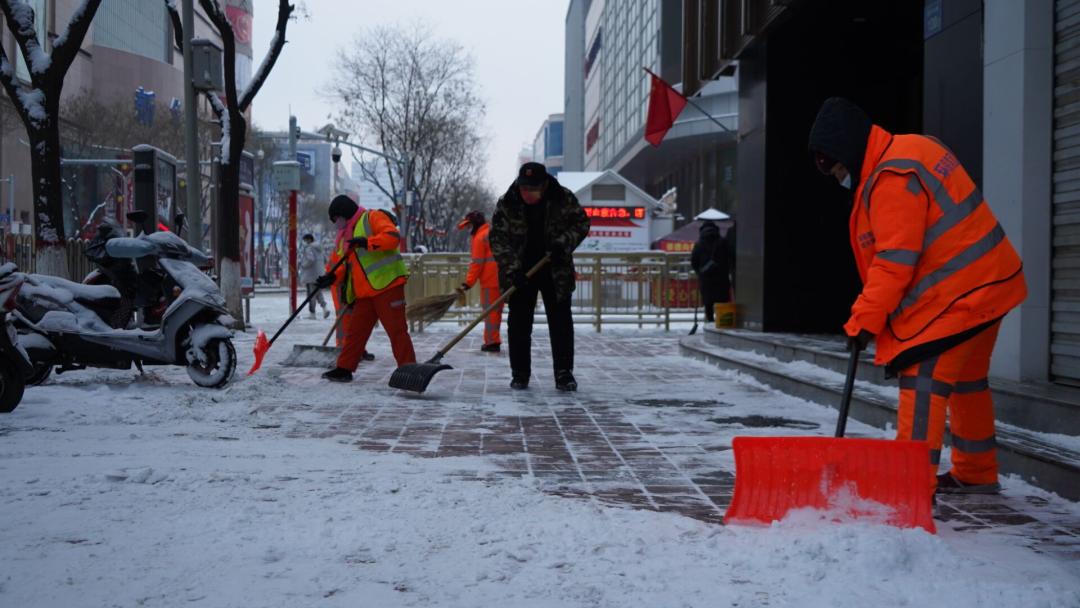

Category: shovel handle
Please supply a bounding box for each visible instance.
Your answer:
[265,254,349,347]
[321,303,353,347]
[432,255,551,360]
[835,345,861,438]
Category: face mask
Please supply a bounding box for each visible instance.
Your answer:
[333,217,348,230]
[839,174,852,190]
[520,189,542,204]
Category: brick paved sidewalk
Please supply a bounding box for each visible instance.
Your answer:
[261,329,1080,569]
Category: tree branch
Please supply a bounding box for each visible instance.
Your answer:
[0,45,30,130]
[49,0,101,77]
[239,0,293,110]
[165,0,184,51]
[0,0,48,85]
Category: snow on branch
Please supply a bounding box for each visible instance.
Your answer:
[0,0,51,80]
[50,0,101,74]
[238,0,294,110]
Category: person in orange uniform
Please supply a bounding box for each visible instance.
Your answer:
[315,195,416,382]
[454,210,502,352]
[808,97,1027,495]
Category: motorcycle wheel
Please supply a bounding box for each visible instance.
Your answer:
[0,358,26,413]
[26,363,52,386]
[186,338,236,389]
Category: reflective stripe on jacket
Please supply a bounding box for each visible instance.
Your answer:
[846,125,1026,366]
[465,224,500,289]
[335,209,409,302]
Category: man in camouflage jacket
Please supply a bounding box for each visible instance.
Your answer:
[490,162,590,392]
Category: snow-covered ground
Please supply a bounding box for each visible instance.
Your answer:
[1,293,1077,607]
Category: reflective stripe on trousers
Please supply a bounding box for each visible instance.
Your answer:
[480,287,503,346]
[895,320,1002,489]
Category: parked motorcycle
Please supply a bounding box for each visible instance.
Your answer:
[14,230,237,389]
[0,264,34,412]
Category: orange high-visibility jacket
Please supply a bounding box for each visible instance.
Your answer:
[845,125,1026,366]
[328,209,408,302]
[464,223,500,289]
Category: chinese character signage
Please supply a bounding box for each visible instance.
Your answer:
[583,206,645,220]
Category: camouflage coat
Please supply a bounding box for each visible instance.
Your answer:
[489,180,590,301]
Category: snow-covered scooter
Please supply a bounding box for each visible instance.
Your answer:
[14,230,237,388]
[0,264,34,412]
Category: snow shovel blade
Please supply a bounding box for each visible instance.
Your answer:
[247,330,270,376]
[723,436,936,533]
[281,345,339,368]
[388,361,452,393]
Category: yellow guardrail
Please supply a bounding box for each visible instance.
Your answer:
[403,252,701,332]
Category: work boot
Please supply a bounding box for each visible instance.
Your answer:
[481,343,501,353]
[555,369,577,392]
[322,367,353,383]
[362,351,375,362]
[510,374,529,390]
[935,472,1001,495]
[323,308,331,319]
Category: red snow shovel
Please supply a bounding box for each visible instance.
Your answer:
[723,346,936,533]
[248,254,349,375]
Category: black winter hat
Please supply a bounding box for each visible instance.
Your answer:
[516,162,549,187]
[328,194,359,222]
[699,221,719,236]
[808,97,873,189]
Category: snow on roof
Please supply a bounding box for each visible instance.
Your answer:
[557,170,660,208]
[695,208,731,221]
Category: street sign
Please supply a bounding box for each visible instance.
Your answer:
[272,161,301,191]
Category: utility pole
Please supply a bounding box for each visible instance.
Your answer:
[181,0,202,249]
[288,115,299,313]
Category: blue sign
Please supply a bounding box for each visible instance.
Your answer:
[135,87,156,126]
[169,97,182,124]
[296,151,314,175]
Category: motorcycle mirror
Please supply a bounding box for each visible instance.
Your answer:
[126,210,148,224]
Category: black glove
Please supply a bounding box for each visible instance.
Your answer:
[348,236,368,249]
[314,273,335,290]
[546,249,567,263]
[455,282,469,294]
[846,329,874,352]
[512,271,529,291]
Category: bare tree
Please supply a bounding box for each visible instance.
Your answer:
[329,24,489,252]
[167,0,295,318]
[0,0,102,275]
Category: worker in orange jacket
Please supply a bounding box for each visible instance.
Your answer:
[314,195,416,382]
[454,210,502,352]
[809,98,1026,495]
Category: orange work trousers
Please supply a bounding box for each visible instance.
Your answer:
[896,321,1001,490]
[336,284,416,371]
[479,286,503,347]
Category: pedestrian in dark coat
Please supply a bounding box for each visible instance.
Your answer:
[691,221,732,322]
[489,162,590,392]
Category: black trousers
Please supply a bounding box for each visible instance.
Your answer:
[508,270,574,378]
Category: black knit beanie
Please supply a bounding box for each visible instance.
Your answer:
[808,97,873,189]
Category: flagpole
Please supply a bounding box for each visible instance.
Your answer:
[643,67,733,133]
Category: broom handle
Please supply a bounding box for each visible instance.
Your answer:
[266,254,348,347]
[835,345,861,438]
[321,302,353,347]
[431,255,551,361]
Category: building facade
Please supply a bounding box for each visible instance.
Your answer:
[565,0,738,226]
[0,0,231,237]
[532,113,565,176]
[687,0,1070,393]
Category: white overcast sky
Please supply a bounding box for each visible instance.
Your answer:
[251,0,570,192]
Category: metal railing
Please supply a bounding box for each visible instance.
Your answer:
[0,234,94,281]
[404,252,701,332]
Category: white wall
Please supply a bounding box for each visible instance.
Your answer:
[983,0,1053,382]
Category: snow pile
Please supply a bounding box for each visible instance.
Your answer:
[0,294,1075,607]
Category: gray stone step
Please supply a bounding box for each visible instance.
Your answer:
[701,328,1080,436]
[680,332,1080,502]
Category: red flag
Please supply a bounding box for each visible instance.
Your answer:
[644,69,688,147]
